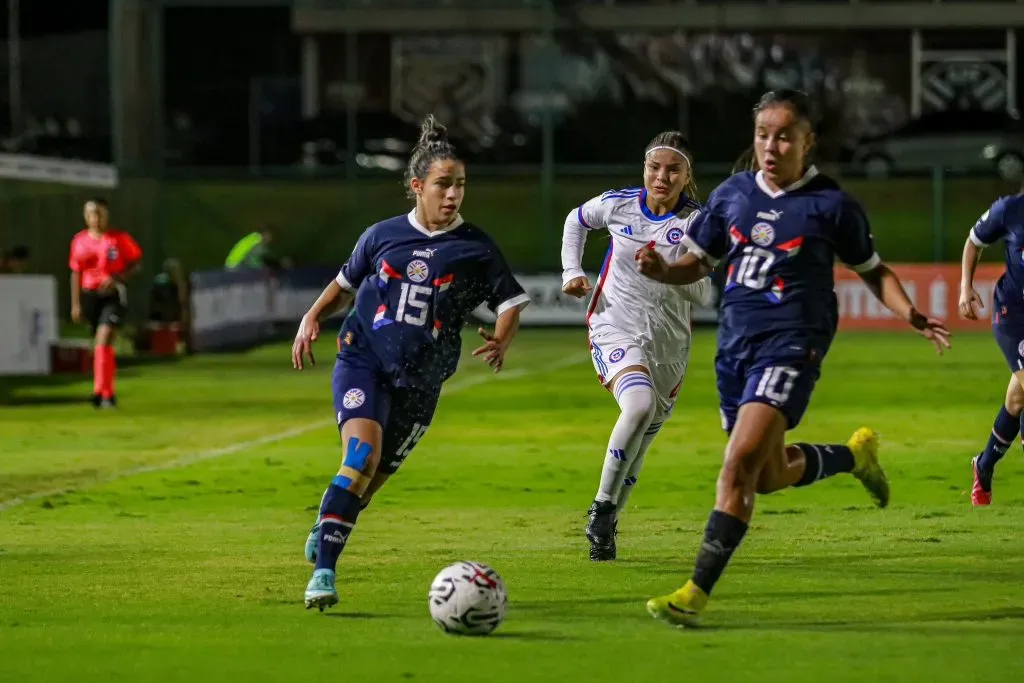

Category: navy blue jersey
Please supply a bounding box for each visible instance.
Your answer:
[336,210,529,388]
[684,168,880,350]
[970,194,1024,319]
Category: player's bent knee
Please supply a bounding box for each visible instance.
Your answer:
[721,428,774,488]
[334,438,380,496]
[720,448,761,488]
[336,419,383,497]
[620,390,656,426]
[1007,373,1024,414]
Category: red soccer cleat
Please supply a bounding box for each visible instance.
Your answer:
[971,456,992,507]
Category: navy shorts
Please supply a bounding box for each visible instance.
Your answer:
[331,351,441,475]
[993,322,1024,373]
[715,336,825,434]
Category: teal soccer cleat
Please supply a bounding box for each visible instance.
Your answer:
[304,520,320,564]
[304,568,338,611]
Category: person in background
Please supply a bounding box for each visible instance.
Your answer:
[145,258,193,354]
[69,198,143,409]
[1,245,30,273]
[225,225,281,271]
[225,225,290,327]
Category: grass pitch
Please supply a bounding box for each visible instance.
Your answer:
[1,329,1022,682]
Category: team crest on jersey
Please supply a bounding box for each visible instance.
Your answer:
[666,227,684,245]
[750,222,775,247]
[342,388,366,410]
[1017,340,1024,359]
[406,259,430,283]
[609,348,626,363]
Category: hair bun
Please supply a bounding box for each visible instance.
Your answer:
[417,114,449,147]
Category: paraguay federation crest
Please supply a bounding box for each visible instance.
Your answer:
[407,259,430,283]
[750,222,775,247]
[342,388,366,410]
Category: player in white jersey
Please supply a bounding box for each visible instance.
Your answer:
[561,130,717,561]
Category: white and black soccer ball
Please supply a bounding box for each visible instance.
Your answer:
[428,561,507,635]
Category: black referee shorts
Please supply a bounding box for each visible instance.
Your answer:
[81,288,127,332]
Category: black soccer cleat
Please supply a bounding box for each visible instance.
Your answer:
[99,394,118,410]
[90,393,102,408]
[586,501,618,562]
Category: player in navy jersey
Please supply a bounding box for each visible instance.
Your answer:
[959,191,1024,506]
[636,89,951,627]
[290,115,530,611]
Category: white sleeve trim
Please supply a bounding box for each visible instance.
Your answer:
[845,252,882,274]
[561,267,587,286]
[495,293,531,317]
[969,227,992,248]
[335,269,355,291]
[681,235,720,267]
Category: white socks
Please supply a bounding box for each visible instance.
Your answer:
[594,371,657,504]
[614,420,662,517]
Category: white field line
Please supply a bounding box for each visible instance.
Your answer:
[0,351,592,513]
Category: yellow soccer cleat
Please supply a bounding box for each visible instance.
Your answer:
[646,580,708,628]
[848,427,889,508]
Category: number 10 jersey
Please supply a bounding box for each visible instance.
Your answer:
[683,166,880,353]
[682,167,882,432]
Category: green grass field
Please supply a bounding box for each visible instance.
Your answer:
[1,328,1023,682]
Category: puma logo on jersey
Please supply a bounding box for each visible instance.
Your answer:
[412,248,437,258]
[756,210,783,221]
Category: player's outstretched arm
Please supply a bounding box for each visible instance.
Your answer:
[858,264,952,354]
[292,280,353,370]
[959,236,985,320]
[473,305,521,374]
[635,246,709,285]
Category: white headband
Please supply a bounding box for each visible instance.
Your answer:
[646,145,692,167]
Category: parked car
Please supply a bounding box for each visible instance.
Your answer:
[851,109,1024,180]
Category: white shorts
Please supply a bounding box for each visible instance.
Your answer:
[588,327,688,420]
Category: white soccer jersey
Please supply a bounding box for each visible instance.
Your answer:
[561,187,716,364]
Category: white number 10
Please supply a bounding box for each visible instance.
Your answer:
[733,245,776,290]
[754,365,799,403]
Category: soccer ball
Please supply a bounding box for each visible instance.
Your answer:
[428,561,508,635]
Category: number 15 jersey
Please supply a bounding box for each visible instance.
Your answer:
[683,167,880,351]
[336,210,530,389]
